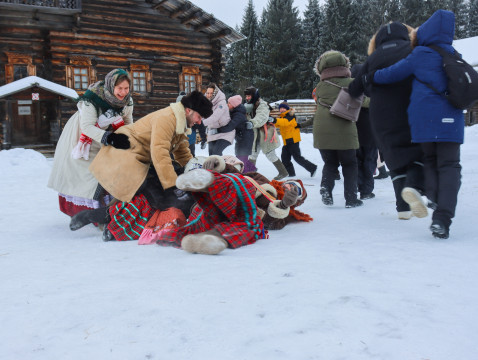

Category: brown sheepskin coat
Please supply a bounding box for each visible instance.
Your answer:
[90,102,192,202]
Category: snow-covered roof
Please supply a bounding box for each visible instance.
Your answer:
[453,36,478,68]
[269,99,316,107]
[0,76,78,99]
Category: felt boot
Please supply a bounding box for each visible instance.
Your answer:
[181,229,228,255]
[272,160,289,180]
[176,169,214,192]
[401,187,428,218]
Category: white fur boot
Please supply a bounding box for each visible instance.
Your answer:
[401,187,428,218]
[176,168,214,192]
[181,229,228,255]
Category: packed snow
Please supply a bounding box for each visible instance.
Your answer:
[1,128,478,360]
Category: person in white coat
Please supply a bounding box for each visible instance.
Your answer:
[202,83,234,155]
[47,69,133,218]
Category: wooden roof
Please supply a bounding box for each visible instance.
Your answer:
[147,0,245,46]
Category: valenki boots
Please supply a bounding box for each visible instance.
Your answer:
[70,207,110,231]
[181,229,228,255]
[272,160,289,180]
[176,169,214,192]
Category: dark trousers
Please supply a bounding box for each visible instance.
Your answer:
[389,161,425,212]
[357,146,378,195]
[208,139,231,156]
[421,142,461,227]
[281,140,317,176]
[320,149,358,202]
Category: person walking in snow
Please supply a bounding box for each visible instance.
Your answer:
[348,22,425,220]
[48,69,133,218]
[308,50,363,208]
[368,10,464,239]
[244,86,289,180]
[268,101,317,178]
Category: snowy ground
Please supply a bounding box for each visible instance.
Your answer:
[1,128,478,360]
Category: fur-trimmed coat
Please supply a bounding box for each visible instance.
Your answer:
[204,155,312,230]
[312,51,358,150]
[348,22,423,170]
[90,102,192,202]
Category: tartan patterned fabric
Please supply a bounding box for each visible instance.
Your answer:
[157,172,267,249]
[107,194,155,241]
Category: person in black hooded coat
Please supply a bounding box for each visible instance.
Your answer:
[348,22,425,219]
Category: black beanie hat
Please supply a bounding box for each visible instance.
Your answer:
[181,90,213,118]
[244,86,257,96]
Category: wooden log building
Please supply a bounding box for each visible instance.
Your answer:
[0,0,245,150]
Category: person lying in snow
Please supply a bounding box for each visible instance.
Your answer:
[198,154,313,230]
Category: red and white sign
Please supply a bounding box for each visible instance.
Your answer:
[32,93,40,100]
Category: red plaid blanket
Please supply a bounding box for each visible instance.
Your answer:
[107,194,155,241]
[157,172,267,249]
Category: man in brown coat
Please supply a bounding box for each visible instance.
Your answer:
[90,91,213,208]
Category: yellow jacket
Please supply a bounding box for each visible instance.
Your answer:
[275,109,301,144]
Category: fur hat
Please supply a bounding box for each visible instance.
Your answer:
[279,101,290,111]
[244,86,257,96]
[181,90,213,118]
[228,95,243,108]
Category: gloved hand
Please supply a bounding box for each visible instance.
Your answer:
[362,70,376,88]
[105,132,130,149]
[267,117,277,124]
[279,186,299,209]
[295,123,301,129]
[245,121,253,130]
[200,141,207,150]
[203,156,220,171]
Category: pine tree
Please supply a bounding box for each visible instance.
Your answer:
[469,0,478,36]
[444,0,468,39]
[297,0,322,98]
[255,0,302,101]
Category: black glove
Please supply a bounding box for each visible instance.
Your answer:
[163,186,195,217]
[106,132,130,149]
[295,123,301,129]
[279,187,299,209]
[200,141,207,150]
[267,117,277,124]
[362,70,376,88]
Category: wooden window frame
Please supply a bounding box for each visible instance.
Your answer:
[66,56,96,94]
[129,63,152,95]
[179,65,202,94]
[5,53,36,84]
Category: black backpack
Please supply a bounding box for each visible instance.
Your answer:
[417,45,478,110]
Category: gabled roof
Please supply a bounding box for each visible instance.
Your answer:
[0,76,78,100]
[148,0,246,45]
[453,36,478,68]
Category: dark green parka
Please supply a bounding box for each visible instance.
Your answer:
[312,50,359,150]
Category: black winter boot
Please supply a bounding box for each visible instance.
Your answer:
[430,220,449,239]
[374,165,389,179]
[320,187,334,206]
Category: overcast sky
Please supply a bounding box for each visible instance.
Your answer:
[192,0,311,29]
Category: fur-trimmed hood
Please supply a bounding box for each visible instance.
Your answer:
[313,50,350,76]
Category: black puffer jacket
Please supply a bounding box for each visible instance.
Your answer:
[349,22,422,170]
[218,104,254,156]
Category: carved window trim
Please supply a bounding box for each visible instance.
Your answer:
[5,53,36,84]
[129,63,152,95]
[179,65,202,94]
[65,56,96,94]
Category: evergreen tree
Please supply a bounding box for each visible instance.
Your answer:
[444,0,468,39]
[297,0,322,98]
[469,0,478,36]
[255,0,302,101]
[321,0,358,63]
